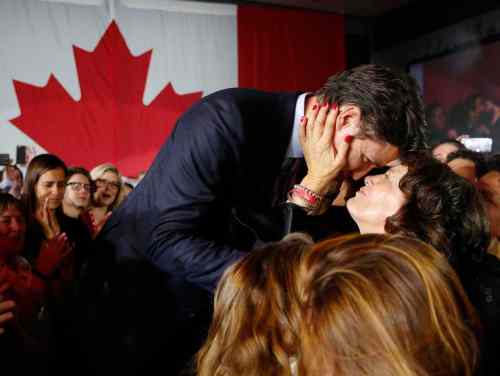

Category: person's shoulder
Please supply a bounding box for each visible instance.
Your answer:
[201,88,268,103]
[59,212,92,239]
[202,88,299,104]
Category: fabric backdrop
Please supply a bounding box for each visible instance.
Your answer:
[0,0,345,177]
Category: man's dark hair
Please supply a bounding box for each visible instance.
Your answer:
[431,139,465,153]
[480,154,500,177]
[446,148,485,167]
[446,149,487,174]
[315,64,429,156]
[385,154,490,267]
[67,166,92,183]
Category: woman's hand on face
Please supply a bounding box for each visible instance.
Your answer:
[36,197,59,239]
[35,233,73,276]
[299,101,352,194]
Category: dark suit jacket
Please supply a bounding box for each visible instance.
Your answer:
[102,88,299,289]
[95,88,300,374]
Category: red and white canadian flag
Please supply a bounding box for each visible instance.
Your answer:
[0,0,344,177]
[1,0,237,177]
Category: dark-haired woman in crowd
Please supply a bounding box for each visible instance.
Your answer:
[22,154,92,373]
[0,192,66,373]
[292,108,490,265]
[23,155,90,285]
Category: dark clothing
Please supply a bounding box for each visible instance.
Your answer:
[23,209,93,376]
[287,203,357,240]
[462,253,500,376]
[24,209,91,274]
[98,88,301,374]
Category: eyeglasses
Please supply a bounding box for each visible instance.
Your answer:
[95,178,120,191]
[67,182,92,192]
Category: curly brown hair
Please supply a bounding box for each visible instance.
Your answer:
[385,154,490,265]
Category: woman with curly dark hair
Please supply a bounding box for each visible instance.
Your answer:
[293,153,495,374]
[345,154,490,268]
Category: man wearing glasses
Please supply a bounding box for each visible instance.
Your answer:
[62,167,92,219]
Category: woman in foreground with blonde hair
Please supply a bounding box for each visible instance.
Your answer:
[299,233,480,376]
[196,235,311,376]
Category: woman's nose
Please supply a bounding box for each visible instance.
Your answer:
[52,185,64,196]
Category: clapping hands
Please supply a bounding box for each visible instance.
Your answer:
[35,233,73,277]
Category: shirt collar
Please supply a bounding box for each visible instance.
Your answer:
[286,92,308,158]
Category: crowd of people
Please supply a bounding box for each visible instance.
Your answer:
[0,64,499,375]
[0,157,133,373]
[426,94,500,149]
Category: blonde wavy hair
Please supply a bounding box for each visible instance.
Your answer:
[298,233,480,376]
[196,236,312,376]
[89,163,122,210]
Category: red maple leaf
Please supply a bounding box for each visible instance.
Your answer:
[10,21,202,177]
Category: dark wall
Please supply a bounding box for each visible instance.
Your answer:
[343,1,500,69]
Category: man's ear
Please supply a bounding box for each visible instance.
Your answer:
[337,105,362,135]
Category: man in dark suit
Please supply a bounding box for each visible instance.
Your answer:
[96,64,428,374]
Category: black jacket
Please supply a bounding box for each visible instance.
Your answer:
[95,88,300,375]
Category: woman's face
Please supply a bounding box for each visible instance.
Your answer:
[0,205,26,257]
[347,165,408,233]
[478,171,500,238]
[6,166,21,184]
[35,168,66,210]
[93,171,120,208]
